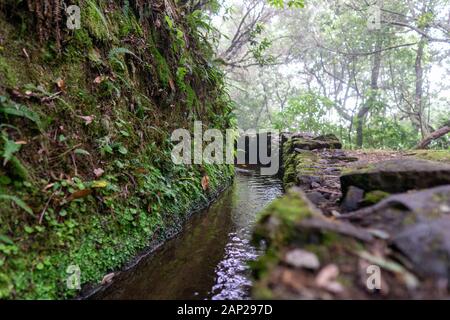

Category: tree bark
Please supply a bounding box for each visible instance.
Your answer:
[356,36,382,147]
[415,36,428,139]
[415,124,450,149]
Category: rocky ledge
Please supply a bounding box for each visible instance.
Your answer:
[251,133,450,299]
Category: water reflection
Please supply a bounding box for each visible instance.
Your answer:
[95,170,283,300]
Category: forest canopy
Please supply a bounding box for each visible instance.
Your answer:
[202,0,450,150]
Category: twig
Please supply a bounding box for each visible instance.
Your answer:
[39,190,57,224]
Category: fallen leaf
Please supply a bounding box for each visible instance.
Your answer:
[284,249,320,270]
[74,148,91,156]
[315,264,344,294]
[201,175,210,191]
[93,75,107,84]
[43,183,55,191]
[91,180,108,188]
[56,78,65,90]
[279,269,305,292]
[78,115,94,125]
[168,78,176,91]
[94,76,102,84]
[93,168,104,177]
[66,189,92,202]
[22,47,29,60]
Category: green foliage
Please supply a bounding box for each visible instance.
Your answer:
[0,194,33,216]
[0,0,236,300]
[84,0,112,42]
[248,23,275,66]
[1,131,21,165]
[148,43,172,88]
[176,66,188,92]
[0,56,18,87]
[417,12,434,29]
[361,115,419,150]
[273,92,334,134]
[0,96,43,131]
[186,84,199,110]
[267,0,305,8]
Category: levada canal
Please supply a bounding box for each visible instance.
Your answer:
[93,169,283,300]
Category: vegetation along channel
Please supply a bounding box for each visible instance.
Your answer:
[1,0,450,302]
[92,170,283,300]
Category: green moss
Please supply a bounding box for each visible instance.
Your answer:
[253,189,313,249]
[341,163,376,176]
[83,0,113,42]
[0,55,18,87]
[111,7,143,38]
[64,29,94,61]
[402,213,418,226]
[1,161,234,299]
[5,157,29,181]
[409,150,450,164]
[282,140,318,187]
[363,190,390,205]
[250,248,279,300]
[149,44,172,88]
[186,84,199,110]
[0,0,237,300]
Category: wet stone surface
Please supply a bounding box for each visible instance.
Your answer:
[340,158,450,196]
[252,133,450,300]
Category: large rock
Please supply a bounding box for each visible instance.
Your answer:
[340,158,450,196]
[393,219,450,279]
[340,186,365,212]
[252,186,450,299]
[342,185,450,280]
[290,134,342,151]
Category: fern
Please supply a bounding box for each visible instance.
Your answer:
[1,138,21,166]
[85,0,111,41]
[108,47,142,62]
[0,97,43,131]
[0,194,34,216]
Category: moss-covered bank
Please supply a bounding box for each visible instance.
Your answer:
[0,1,235,299]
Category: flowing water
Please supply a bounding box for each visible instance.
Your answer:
[95,169,283,300]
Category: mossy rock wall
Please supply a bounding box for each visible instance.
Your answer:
[0,1,235,299]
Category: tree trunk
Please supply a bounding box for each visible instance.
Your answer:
[415,36,428,139]
[356,36,382,147]
[416,124,450,149]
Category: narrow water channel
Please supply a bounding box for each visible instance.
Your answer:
[95,169,283,300]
